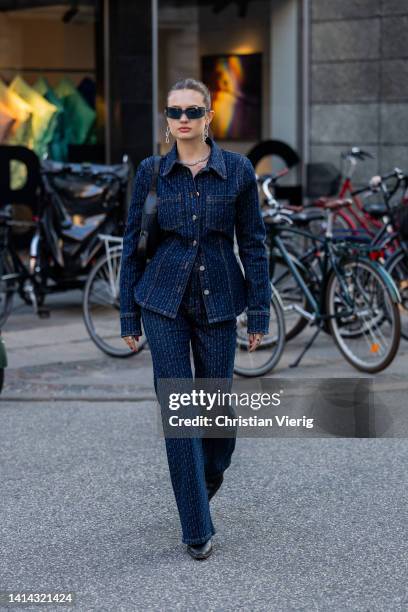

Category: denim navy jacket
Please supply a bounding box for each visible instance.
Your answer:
[119,136,271,337]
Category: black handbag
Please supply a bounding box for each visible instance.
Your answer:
[136,155,162,262]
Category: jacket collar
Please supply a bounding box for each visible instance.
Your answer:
[160,135,227,180]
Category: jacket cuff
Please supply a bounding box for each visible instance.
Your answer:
[120,313,142,338]
[247,310,270,335]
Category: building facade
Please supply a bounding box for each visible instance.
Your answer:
[310,0,408,185]
[0,0,407,189]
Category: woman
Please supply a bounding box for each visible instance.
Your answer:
[120,78,271,560]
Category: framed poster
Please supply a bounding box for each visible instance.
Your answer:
[201,52,262,141]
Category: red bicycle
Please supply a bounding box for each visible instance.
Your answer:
[318,148,384,236]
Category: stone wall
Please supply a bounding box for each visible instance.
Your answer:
[309,0,408,185]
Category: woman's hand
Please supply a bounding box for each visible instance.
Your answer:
[248,333,264,352]
[122,335,140,352]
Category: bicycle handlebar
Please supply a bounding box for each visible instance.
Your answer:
[341,147,374,161]
[351,168,405,196]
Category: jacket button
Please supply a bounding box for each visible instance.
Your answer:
[196,191,200,196]
[192,214,197,221]
[199,265,205,271]
[203,289,210,295]
[192,240,197,246]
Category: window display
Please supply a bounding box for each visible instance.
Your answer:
[0,2,99,167]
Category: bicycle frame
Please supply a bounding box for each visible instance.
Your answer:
[337,179,379,234]
[270,221,359,325]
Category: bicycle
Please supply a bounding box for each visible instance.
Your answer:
[0,156,132,327]
[268,196,401,373]
[321,148,386,236]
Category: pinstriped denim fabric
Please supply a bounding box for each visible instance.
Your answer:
[141,262,237,545]
[119,136,271,338]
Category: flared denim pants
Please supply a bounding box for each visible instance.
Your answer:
[141,257,237,545]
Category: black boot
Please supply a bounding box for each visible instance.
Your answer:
[186,538,213,560]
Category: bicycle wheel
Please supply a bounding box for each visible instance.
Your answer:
[326,259,400,373]
[233,288,286,377]
[385,249,408,341]
[83,249,148,357]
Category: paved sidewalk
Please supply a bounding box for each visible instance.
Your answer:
[1,292,407,611]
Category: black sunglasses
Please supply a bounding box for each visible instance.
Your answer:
[164,106,209,120]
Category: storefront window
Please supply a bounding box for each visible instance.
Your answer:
[0,0,103,189]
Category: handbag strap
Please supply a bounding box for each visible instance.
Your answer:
[149,155,161,192]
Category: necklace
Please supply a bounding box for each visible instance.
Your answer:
[178,146,211,167]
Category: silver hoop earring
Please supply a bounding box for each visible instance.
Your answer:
[202,124,209,143]
[165,126,171,144]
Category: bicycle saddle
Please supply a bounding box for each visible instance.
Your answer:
[362,202,388,218]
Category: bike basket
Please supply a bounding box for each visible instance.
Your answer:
[394,202,408,240]
[48,173,121,217]
[305,162,342,198]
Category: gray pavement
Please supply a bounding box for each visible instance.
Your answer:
[1,291,408,611]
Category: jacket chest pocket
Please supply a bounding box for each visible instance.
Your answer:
[157,194,183,230]
[205,194,235,231]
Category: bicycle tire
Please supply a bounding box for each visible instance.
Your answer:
[385,248,408,341]
[326,259,401,373]
[233,289,286,377]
